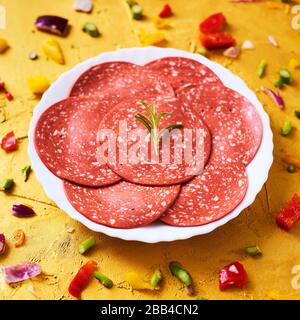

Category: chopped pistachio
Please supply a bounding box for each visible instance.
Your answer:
[150,268,163,288]
[21,165,31,182]
[0,178,14,191]
[82,22,100,37]
[131,4,143,20]
[287,164,296,173]
[94,271,113,288]
[280,121,292,136]
[78,236,96,254]
[29,51,38,60]
[245,245,262,256]
[295,110,300,119]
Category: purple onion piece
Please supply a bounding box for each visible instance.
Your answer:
[261,86,285,109]
[4,263,41,284]
[223,46,240,58]
[0,233,5,255]
[186,284,195,296]
[11,203,36,217]
[35,15,69,36]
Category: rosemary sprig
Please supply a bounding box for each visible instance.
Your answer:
[135,101,183,155]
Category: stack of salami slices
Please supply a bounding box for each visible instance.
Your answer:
[34,57,262,229]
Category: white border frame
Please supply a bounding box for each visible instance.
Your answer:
[28,47,273,243]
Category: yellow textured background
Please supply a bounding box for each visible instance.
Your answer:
[0,0,300,300]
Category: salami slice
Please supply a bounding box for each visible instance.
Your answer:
[34,96,121,187]
[64,180,181,228]
[97,96,211,186]
[70,61,174,101]
[160,157,248,226]
[178,86,262,165]
[147,57,262,165]
[146,57,223,92]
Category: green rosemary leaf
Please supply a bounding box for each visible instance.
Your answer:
[164,123,183,131]
[135,101,184,156]
[157,111,172,123]
[139,100,148,108]
[146,105,157,127]
[135,115,152,134]
[135,112,152,126]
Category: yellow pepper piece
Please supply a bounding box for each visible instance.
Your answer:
[268,290,300,300]
[266,1,283,9]
[0,38,9,53]
[125,272,154,290]
[284,4,291,14]
[289,58,300,70]
[27,76,50,94]
[152,17,172,30]
[139,29,166,46]
[41,37,65,64]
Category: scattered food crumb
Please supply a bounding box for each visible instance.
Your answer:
[242,40,254,49]
[66,227,75,233]
[267,35,279,47]
[73,0,93,13]
[223,46,240,58]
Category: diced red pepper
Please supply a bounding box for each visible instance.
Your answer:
[5,92,13,101]
[200,12,226,34]
[276,193,300,231]
[201,32,236,50]
[0,79,14,101]
[1,131,18,153]
[219,261,248,291]
[159,4,172,18]
[68,260,97,299]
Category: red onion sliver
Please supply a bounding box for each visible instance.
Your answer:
[261,86,285,109]
[223,46,240,58]
[0,233,5,255]
[267,35,278,47]
[3,263,41,284]
[11,203,36,217]
[35,16,69,36]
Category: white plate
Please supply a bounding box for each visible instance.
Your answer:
[28,47,273,243]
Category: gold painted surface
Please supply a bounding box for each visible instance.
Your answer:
[0,0,300,300]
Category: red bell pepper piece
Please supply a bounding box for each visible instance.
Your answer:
[200,12,226,34]
[68,260,97,299]
[159,4,172,18]
[276,193,300,231]
[219,261,248,291]
[201,32,236,49]
[0,79,14,101]
[1,131,18,152]
[5,92,13,101]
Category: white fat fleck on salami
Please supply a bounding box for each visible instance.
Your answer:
[70,61,174,102]
[64,180,181,228]
[34,96,121,187]
[146,57,223,92]
[161,158,248,226]
[98,96,211,186]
